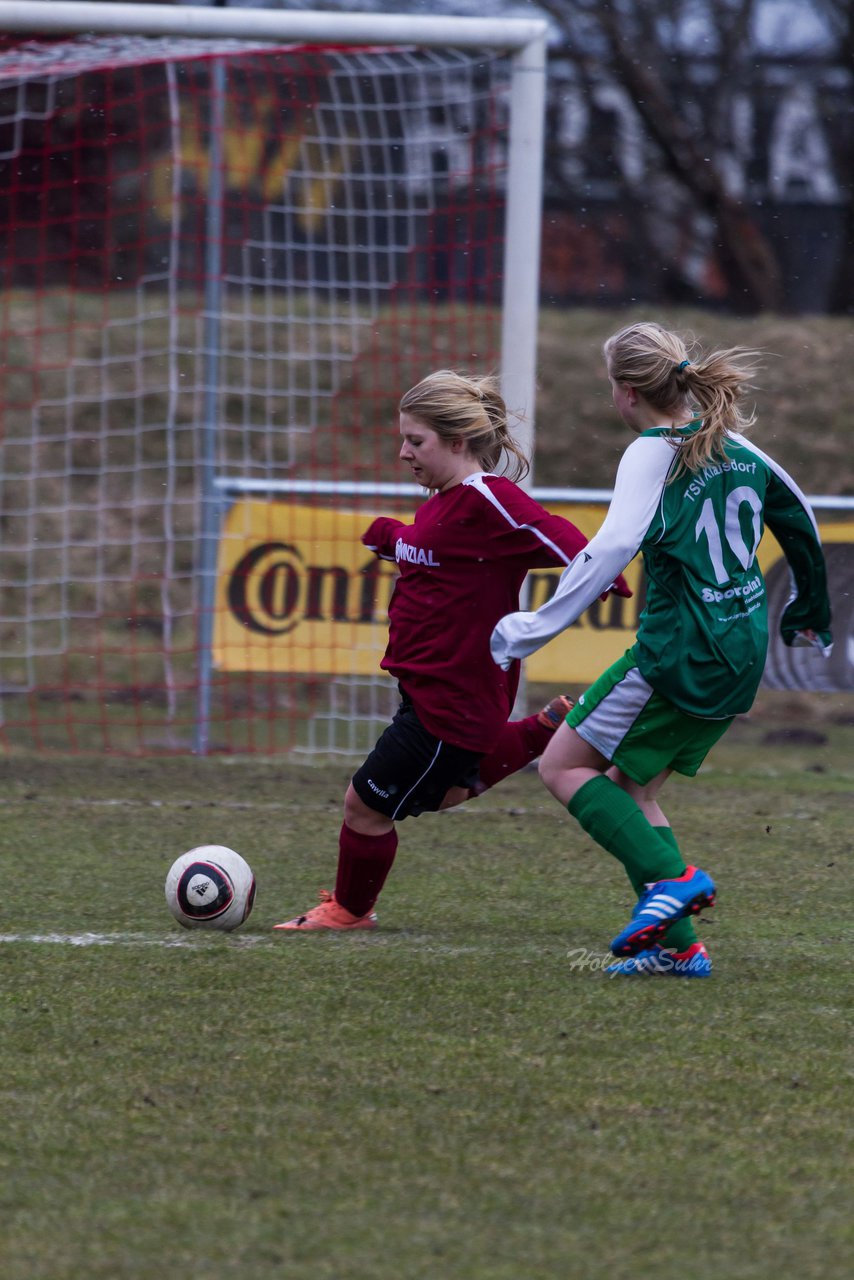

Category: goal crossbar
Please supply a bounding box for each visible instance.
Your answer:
[0,2,548,51]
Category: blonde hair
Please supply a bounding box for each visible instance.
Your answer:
[399,369,529,483]
[603,322,763,477]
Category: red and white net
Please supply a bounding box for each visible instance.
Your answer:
[0,33,510,754]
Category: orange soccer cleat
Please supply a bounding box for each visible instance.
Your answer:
[273,889,378,932]
[536,693,574,731]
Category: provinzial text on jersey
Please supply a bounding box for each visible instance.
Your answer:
[395,538,440,566]
[683,459,758,502]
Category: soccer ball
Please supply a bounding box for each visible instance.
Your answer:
[165,845,256,932]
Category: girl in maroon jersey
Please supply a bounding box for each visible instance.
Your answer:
[275,370,629,931]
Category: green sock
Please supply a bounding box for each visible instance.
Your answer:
[568,775,686,886]
[650,827,698,953]
[621,826,699,953]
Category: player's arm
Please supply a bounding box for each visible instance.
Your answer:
[468,477,631,598]
[490,437,672,669]
[361,515,407,562]
[512,500,633,599]
[500,493,589,565]
[742,439,833,652]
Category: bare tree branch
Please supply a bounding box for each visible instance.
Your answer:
[811,0,854,311]
[540,0,787,311]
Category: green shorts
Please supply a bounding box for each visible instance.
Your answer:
[566,651,733,785]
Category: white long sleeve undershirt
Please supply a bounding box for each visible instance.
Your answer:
[489,434,677,669]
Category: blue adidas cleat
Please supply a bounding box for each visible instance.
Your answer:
[610,865,716,957]
[606,942,712,978]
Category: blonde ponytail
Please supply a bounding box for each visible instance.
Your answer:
[604,323,763,479]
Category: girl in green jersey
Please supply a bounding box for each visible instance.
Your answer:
[491,322,832,976]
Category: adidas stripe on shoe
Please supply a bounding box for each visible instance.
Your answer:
[609,865,716,957]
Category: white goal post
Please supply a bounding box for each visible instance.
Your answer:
[0,2,549,756]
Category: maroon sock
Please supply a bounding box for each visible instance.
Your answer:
[334,822,398,917]
[474,715,552,792]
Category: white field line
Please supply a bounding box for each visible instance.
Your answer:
[0,931,222,947]
[0,930,492,953]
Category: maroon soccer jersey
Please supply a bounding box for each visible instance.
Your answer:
[362,473,589,751]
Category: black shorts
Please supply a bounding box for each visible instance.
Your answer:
[351,696,482,821]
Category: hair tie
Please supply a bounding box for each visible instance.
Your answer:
[676,359,690,371]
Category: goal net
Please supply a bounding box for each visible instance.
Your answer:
[0,8,546,755]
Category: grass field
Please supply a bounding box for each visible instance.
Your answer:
[2,707,852,1279]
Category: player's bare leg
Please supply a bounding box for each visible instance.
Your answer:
[537,719,611,806]
[343,784,394,836]
[605,763,671,827]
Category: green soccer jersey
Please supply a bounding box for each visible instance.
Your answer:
[490,423,832,718]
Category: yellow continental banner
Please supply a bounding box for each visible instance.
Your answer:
[213,499,854,684]
[213,500,398,676]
